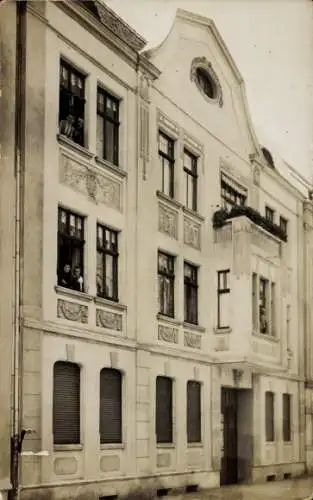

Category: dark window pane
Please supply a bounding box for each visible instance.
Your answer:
[156,376,173,443]
[99,369,122,444]
[187,381,201,443]
[283,393,291,442]
[53,362,80,445]
[265,391,275,442]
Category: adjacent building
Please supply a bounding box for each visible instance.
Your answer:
[1,1,313,499]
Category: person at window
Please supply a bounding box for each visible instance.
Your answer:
[72,266,84,292]
[58,263,72,289]
[74,117,84,146]
[60,112,76,139]
[96,273,103,296]
[260,307,268,334]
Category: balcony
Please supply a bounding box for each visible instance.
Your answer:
[212,205,287,243]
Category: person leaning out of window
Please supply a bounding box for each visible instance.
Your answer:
[58,263,84,292]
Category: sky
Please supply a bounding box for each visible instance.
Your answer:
[106,0,313,181]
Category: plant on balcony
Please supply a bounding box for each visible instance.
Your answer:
[212,205,288,242]
[212,208,229,228]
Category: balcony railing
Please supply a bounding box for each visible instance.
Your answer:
[212,205,287,243]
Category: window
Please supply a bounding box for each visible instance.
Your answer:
[156,376,173,444]
[283,393,292,442]
[220,173,247,212]
[196,67,216,99]
[96,225,118,301]
[187,381,201,443]
[59,60,85,146]
[97,88,119,166]
[271,282,276,336]
[184,263,198,325]
[280,216,288,236]
[259,277,269,334]
[158,252,175,317]
[265,391,275,442]
[265,206,275,223]
[183,150,198,211]
[99,368,122,444]
[217,270,230,329]
[159,132,175,198]
[252,273,258,331]
[57,208,85,292]
[53,361,80,445]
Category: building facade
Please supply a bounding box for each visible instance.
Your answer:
[1,1,313,499]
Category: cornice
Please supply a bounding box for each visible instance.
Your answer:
[56,1,145,68]
[138,54,161,80]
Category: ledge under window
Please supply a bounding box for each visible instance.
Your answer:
[183,322,205,333]
[157,443,175,449]
[94,296,127,311]
[187,442,204,449]
[157,313,181,326]
[100,443,125,451]
[54,444,83,452]
[95,156,127,179]
[252,330,279,342]
[214,326,232,334]
[156,190,182,209]
[57,134,93,160]
[183,205,205,223]
[55,285,93,303]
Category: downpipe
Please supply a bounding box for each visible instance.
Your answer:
[10,1,27,499]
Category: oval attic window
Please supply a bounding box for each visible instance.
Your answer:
[196,67,216,99]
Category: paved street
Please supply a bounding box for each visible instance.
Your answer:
[168,478,313,500]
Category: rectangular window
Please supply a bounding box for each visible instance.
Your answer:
[96,225,119,301]
[271,282,276,336]
[156,376,173,444]
[220,172,247,212]
[217,270,230,329]
[57,208,85,292]
[265,206,275,223]
[184,262,198,325]
[159,132,175,198]
[283,393,292,442]
[59,60,85,146]
[183,150,198,212]
[252,273,258,331]
[280,216,288,236]
[53,361,80,445]
[265,391,275,442]
[158,252,175,317]
[259,277,269,334]
[99,368,122,444]
[187,381,201,443]
[97,88,120,166]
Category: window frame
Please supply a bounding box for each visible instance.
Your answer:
[96,87,120,166]
[186,380,202,444]
[158,131,175,199]
[53,361,81,445]
[96,224,119,302]
[259,276,269,334]
[220,173,247,212]
[59,59,86,147]
[57,207,85,292]
[99,368,122,445]
[217,269,230,329]
[183,149,198,212]
[158,251,175,318]
[155,376,173,444]
[265,390,275,442]
[265,205,275,223]
[184,262,199,325]
[279,216,288,236]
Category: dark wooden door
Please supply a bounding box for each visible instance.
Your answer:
[220,388,238,486]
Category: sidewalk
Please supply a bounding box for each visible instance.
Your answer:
[169,477,313,500]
